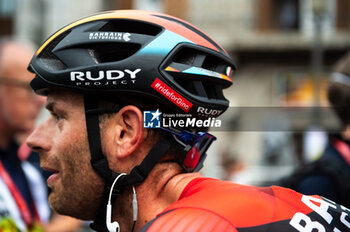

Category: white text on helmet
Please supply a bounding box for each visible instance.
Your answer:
[197,106,222,117]
[89,32,131,42]
[70,69,141,81]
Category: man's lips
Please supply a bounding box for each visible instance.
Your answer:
[41,166,58,173]
[42,166,60,186]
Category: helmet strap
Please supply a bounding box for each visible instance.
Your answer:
[84,95,121,185]
[123,138,172,186]
[84,95,125,231]
[84,94,172,230]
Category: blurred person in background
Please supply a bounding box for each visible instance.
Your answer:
[280,52,350,209]
[220,150,254,185]
[0,39,50,231]
[0,39,83,232]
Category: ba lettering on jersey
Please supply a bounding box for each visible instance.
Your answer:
[290,195,350,232]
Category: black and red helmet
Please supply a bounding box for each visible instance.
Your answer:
[28,10,235,118]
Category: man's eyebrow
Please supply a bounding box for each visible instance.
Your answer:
[45,102,55,111]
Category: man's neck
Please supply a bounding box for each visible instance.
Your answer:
[112,163,201,232]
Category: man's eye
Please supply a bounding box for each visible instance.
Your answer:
[51,112,62,121]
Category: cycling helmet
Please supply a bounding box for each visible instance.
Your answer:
[29,10,234,118]
[28,10,235,230]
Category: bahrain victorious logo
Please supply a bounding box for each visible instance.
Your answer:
[89,32,131,41]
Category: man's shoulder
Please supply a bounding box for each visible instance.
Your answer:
[141,178,350,231]
[140,208,237,232]
[172,177,307,212]
[170,178,313,225]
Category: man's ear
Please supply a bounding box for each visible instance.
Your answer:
[114,105,144,159]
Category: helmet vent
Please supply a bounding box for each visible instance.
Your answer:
[173,48,196,65]
[172,75,224,100]
[39,57,67,71]
[202,82,225,100]
[87,43,141,63]
[39,30,70,58]
[166,46,232,100]
[173,77,197,95]
[172,47,229,75]
[97,20,162,36]
[38,31,70,71]
[203,55,220,72]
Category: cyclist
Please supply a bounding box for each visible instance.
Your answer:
[280,52,350,209]
[27,10,350,232]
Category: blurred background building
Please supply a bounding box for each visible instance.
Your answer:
[1,0,349,185]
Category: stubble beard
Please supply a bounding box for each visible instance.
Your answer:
[49,134,105,220]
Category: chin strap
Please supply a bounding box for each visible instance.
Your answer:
[123,138,172,186]
[84,95,172,231]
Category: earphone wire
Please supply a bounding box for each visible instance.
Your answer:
[108,173,127,204]
[107,173,138,232]
[131,186,137,232]
[107,173,127,232]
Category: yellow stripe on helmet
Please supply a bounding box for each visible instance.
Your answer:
[36,10,151,56]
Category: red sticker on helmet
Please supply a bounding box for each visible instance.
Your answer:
[151,78,193,112]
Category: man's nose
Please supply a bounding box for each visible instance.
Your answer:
[26,121,51,152]
[36,95,46,106]
[31,93,46,108]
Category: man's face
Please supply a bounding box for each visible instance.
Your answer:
[0,46,45,134]
[27,90,105,219]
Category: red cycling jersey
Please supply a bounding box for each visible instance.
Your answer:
[140,177,350,232]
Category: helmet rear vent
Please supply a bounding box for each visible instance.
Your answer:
[172,47,228,74]
[203,55,220,72]
[97,20,162,36]
[202,82,225,100]
[174,76,225,100]
[173,76,225,100]
[173,77,197,95]
[173,48,196,65]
